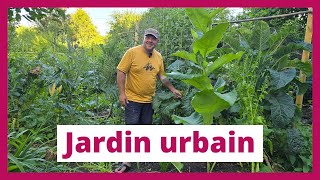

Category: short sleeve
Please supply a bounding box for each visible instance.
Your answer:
[117,49,133,73]
[158,55,165,76]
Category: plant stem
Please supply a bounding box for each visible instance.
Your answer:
[209,162,217,172]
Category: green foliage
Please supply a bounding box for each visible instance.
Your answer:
[251,21,271,51]
[139,8,236,125]
[159,162,183,172]
[159,162,171,172]
[228,54,268,125]
[12,26,39,52]
[168,8,242,125]
[77,162,113,172]
[241,8,308,44]
[172,112,203,125]
[107,10,141,48]
[287,128,304,154]
[8,129,44,172]
[186,8,214,32]
[206,52,244,74]
[267,123,312,172]
[269,68,296,89]
[266,93,296,128]
[191,89,237,124]
[171,162,184,172]
[69,9,104,47]
[152,91,180,122]
[8,128,52,172]
[7,7,312,173]
[193,23,229,58]
[8,127,76,172]
[283,59,312,77]
[153,84,196,124]
[8,8,66,23]
[102,10,142,86]
[225,21,311,127]
[8,13,123,171]
[294,125,312,172]
[139,8,194,63]
[224,19,312,172]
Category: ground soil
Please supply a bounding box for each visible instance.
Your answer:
[112,162,250,173]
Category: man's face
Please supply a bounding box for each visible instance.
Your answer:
[143,35,159,52]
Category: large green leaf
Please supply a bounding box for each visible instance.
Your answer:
[191,89,237,124]
[166,72,202,80]
[267,92,295,128]
[251,21,270,51]
[268,26,290,56]
[161,101,181,116]
[237,28,251,49]
[185,8,211,33]
[285,59,312,77]
[166,72,212,90]
[182,75,213,90]
[215,90,238,106]
[193,23,229,58]
[157,91,174,100]
[297,42,312,52]
[172,112,203,125]
[274,43,312,59]
[269,68,296,89]
[205,51,244,74]
[166,60,185,72]
[292,78,309,95]
[172,51,197,64]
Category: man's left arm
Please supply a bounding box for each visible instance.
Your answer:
[158,74,182,98]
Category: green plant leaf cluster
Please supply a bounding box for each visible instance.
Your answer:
[167,8,243,124]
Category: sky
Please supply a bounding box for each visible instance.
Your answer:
[20,8,243,36]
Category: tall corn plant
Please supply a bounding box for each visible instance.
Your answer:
[167,8,243,125]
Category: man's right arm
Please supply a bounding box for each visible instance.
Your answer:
[117,70,129,106]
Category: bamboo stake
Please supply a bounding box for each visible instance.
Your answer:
[295,8,313,109]
[212,10,312,25]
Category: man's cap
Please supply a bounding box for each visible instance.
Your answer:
[144,28,160,39]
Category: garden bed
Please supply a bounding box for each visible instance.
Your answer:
[112,162,250,173]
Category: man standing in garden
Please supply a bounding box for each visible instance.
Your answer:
[114,28,182,173]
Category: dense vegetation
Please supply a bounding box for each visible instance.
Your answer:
[8,8,312,172]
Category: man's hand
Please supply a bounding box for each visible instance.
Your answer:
[172,89,182,99]
[119,94,129,106]
[158,74,182,99]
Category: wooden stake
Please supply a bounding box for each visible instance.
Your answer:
[295,8,313,109]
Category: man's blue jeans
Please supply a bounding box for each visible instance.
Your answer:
[124,101,153,125]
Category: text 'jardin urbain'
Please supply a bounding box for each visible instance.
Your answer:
[57,125,263,162]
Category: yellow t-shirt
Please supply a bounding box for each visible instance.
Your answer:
[117,45,165,103]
